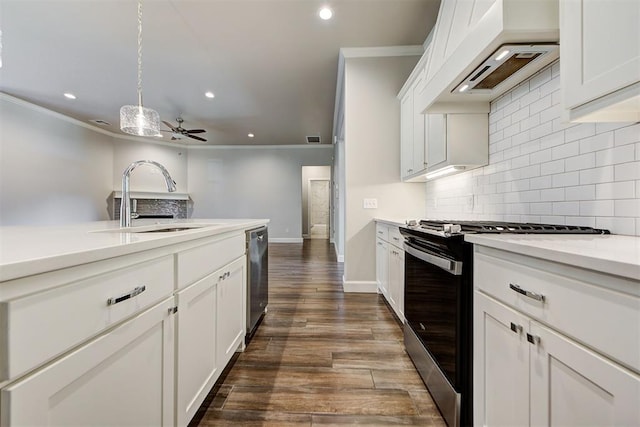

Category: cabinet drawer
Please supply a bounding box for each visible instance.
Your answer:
[388,227,403,249]
[177,233,245,289]
[0,255,174,381]
[474,252,640,372]
[376,223,389,241]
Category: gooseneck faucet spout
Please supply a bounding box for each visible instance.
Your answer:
[120,160,177,228]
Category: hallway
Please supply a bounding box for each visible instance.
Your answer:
[192,240,445,426]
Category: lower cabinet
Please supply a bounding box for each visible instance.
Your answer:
[475,292,640,426]
[375,222,404,322]
[216,256,246,369]
[388,246,404,322]
[0,297,176,427]
[176,274,219,427]
[376,237,389,299]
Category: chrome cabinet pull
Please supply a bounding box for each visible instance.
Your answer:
[509,283,545,302]
[107,285,146,306]
[526,333,541,345]
[510,322,522,334]
[168,306,178,315]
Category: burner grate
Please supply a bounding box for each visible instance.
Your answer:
[417,220,609,235]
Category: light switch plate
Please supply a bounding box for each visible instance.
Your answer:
[363,198,378,209]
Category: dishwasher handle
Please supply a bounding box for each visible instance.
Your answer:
[403,242,463,275]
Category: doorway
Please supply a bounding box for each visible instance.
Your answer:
[301,166,331,240]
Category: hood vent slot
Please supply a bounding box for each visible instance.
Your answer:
[454,44,558,94]
[306,135,321,144]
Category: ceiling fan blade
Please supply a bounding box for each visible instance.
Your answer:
[162,120,178,131]
[186,129,206,134]
[187,134,207,142]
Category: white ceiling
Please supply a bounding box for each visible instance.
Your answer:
[0,0,440,145]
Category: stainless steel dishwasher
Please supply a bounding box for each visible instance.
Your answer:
[246,226,268,343]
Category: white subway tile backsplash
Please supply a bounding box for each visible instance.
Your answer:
[615,162,640,181]
[565,153,595,172]
[553,201,580,216]
[565,123,596,142]
[552,171,579,188]
[579,132,614,154]
[540,188,565,201]
[552,141,580,160]
[424,61,639,236]
[614,123,640,146]
[530,176,552,189]
[615,199,640,217]
[595,144,635,167]
[580,166,614,184]
[580,200,614,216]
[565,185,595,201]
[541,159,565,175]
[596,181,635,200]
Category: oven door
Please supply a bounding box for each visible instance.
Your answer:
[403,239,466,427]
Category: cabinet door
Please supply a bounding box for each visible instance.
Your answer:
[388,247,404,322]
[217,256,246,368]
[474,292,529,427]
[426,114,447,169]
[400,91,415,178]
[561,0,640,110]
[1,298,175,427]
[376,238,389,299]
[529,322,640,427]
[176,274,218,427]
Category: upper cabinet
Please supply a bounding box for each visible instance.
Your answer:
[399,54,430,181]
[417,0,559,114]
[560,0,640,122]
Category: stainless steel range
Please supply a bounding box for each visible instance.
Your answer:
[400,220,609,427]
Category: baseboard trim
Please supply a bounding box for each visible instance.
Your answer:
[269,238,304,243]
[342,279,377,293]
[333,242,344,263]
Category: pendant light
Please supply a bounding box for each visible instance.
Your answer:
[120,0,161,137]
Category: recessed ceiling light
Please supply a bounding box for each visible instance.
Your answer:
[205,91,215,99]
[248,133,255,138]
[63,93,76,100]
[319,6,333,20]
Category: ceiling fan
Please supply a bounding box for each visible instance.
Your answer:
[161,118,207,142]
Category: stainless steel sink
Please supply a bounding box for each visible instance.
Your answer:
[137,226,205,233]
[94,223,221,233]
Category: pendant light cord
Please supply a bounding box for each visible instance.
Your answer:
[137,0,144,107]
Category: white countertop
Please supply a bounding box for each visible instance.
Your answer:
[0,219,268,282]
[375,218,411,228]
[465,234,640,281]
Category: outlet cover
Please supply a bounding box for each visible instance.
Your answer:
[363,198,378,209]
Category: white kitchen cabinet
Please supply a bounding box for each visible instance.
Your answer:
[374,222,405,322]
[388,245,405,322]
[216,256,247,369]
[1,297,176,427]
[175,274,219,427]
[376,237,389,299]
[476,292,640,426]
[473,244,640,426]
[561,0,640,122]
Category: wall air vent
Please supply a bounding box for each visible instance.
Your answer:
[90,119,112,126]
[306,135,321,144]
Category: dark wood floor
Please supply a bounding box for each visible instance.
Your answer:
[192,240,445,426]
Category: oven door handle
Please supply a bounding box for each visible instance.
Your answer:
[403,242,463,275]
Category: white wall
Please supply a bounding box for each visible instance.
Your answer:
[425,61,640,236]
[0,95,113,225]
[187,145,333,241]
[112,137,188,193]
[343,56,426,287]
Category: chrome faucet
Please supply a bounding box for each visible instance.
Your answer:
[120,160,177,228]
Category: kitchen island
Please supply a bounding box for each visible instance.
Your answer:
[0,218,268,427]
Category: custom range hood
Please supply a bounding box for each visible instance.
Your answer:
[418,0,560,114]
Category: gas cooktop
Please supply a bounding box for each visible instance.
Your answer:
[404,219,610,237]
